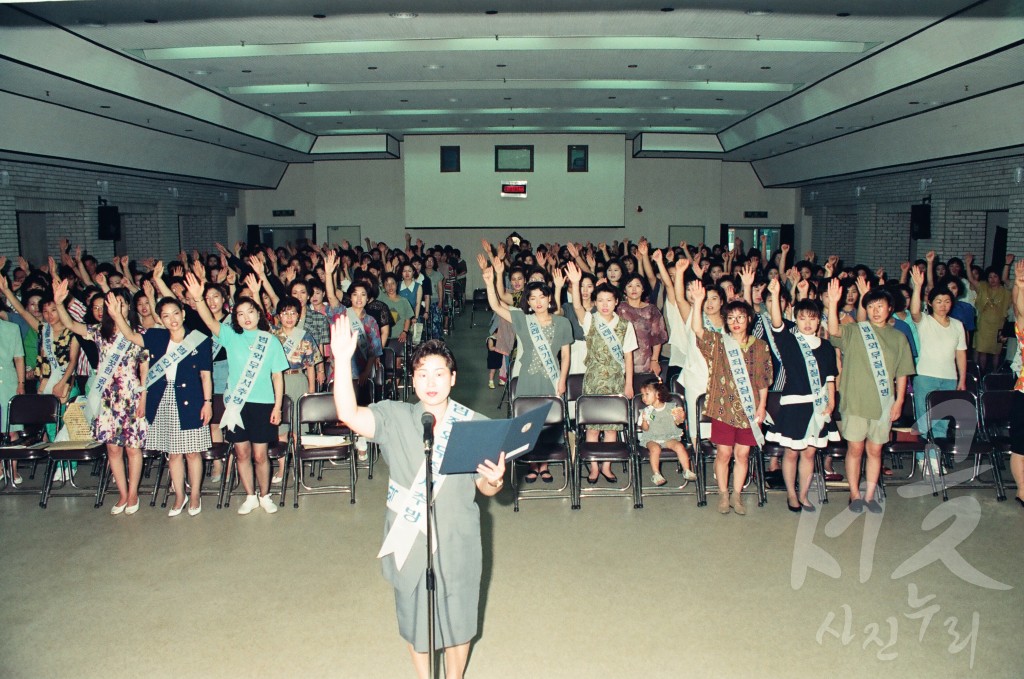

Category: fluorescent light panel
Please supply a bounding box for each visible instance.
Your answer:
[320,126,715,134]
[284,107,746,117]
[230,80,796,95]
[140,36,876,61]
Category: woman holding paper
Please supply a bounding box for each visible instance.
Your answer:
[53,281,148,515]
[479,253,571,482]
[332,327,504,679]
[108,294,213,517]
[183,273,288,515]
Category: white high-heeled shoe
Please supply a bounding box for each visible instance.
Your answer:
[187,498,202,516]
[168,495,189,517]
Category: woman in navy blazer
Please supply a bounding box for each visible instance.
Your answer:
[110,295,213,516]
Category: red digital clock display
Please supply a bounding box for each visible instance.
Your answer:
[500,181,527,198]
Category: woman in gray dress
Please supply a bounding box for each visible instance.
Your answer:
[332,324,505,679]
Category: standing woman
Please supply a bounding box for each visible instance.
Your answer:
[970,265,1012,374]
[203,282,232,482]
[183,274,288,515]
[53,281,148,515]
[109,295,212,516]
[332,326,505,679]
[480,255,572,482]
[763,279,838,511]
[566,262,638,484]
[690,280,772,515]
[399,263,424,329]
[616,272,668,380]
[0,313,25,483]
[271,295,322,483]
[1008,259,1024,508]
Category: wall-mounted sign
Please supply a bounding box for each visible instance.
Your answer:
[500,181,527,199]
[272,209,296,217]
[744,211,768,219]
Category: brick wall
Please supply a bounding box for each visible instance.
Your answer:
[0,160,238,267]
[804,154,1024,281]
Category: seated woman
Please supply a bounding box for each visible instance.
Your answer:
[480,254,571,482]
[763,279,838,512]
[183,274,288,515]
[690,280,772,515]
[109,294,212,517]
[331,327,505,679]
[566,262,638,484]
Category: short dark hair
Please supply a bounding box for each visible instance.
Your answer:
[593,282,622,303]
[411,339,457,373]
[640,377,671,404]
[277,295,302,316]
[154,296,184,317]
[522,281,556,314]
[861,287,894,314]
[792,298,822,319]
[230,296,270,333]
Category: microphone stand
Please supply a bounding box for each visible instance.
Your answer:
[423,423,437,679]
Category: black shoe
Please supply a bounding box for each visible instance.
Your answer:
[787,502,802,513]
[1015,497,1024,509]
[587,474,599,485]
[524,472,538,484]
[601,472,618,484]
[865,499,883,514]
[848,498,866,513]
[540,471,554,483]
[800,502,816,513]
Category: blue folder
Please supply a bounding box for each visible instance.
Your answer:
[438,404,551,475]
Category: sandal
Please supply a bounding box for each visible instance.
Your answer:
[539,470,554,483]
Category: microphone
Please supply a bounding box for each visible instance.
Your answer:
[421,412,435,447]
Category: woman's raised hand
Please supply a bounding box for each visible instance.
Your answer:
[565,260,582,283]
[183,273,205,303]
[330,317,359,363]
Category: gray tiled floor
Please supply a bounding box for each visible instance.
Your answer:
[1,311,1022,678]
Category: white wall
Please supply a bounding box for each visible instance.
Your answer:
[403,135,625,229]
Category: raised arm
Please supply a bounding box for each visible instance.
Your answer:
[51,279,88,337]
[490,254,514,306]
[767,278,783,329]
[909,265,925,324]
[478,254,512,323]
[105,293,145,348]
[739,261,756,305]
[183,273,221,336]
[855,276,870,322]
[636,240,658,289]
[673,259,692,322]
[826,278,842,338]
[330,318,376,438]
[925,250,936,292]
[151,261,175,300]
[689,280,707,340]
[324,250,343,308]
[965,254,979,290]
[0,276,41,332]
[1013,259,1024,321]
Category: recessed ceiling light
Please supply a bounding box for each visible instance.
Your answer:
[389,12,418,19]
[298,101,307,105]
[595,118,602,121]
[508,117,515,121]
[908,101,919,105]
[485,10,499,15]
[835,126,845,129]
[760,66,771,70]
[608,96,617,99]
[627,64,638,69]
[660,7,675,12]
[262,103,273,107]
[689,64,710,70]
[100,105,111,109]
[463,118,471,122]
[424,64,443,70]
[640,117,647,121]
[927,101,941,105]
[503,97,512,100]
[143,18,158,24]
[241,69,252,73]
[496,64,507,68]
[715,97,724,101]
[400,99,409,103]
[313,14,327,19]
[184,128,193,132]
[448,98,459,102]
[658,95,671,100]
[745,10,773,16]
[836,12,851,17]
[367,66,378,70]
[79,20,107,28]
[188,69,210,76]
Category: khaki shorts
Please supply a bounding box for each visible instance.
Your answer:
[840,414,892,445]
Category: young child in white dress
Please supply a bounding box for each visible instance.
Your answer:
[637,377,696,487]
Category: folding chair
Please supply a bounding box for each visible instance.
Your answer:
[980,389,1015,501]
[39,400,106,509]
[882,387,926,482]
[924,390,1000,501]
[573,394,636,509]
[292,393,356,507]
[981,372,1016,393]
[693,394,767,508]
[160,398,233,509]
[509,395,572,511]
[0,394,59,495]
[565,373,585,425]
[632,392,698,508]
[470,288,489,327]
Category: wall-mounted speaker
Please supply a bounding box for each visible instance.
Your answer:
[98,205,121,240]
[910,204,931,240]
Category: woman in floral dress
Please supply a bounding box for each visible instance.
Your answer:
[54,281,148,515]
[616,271,668,382]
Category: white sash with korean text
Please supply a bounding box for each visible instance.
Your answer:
[280,325,305,365]
[41,323,66,395]
[144,330,206,390]
[211,334,222,363]
[347,308,374,378]
[380,399,474,571]
[85,332,133,422]
[858,322,894,423]
[760,314,781,359]
[525,314,560,389]
[221,332,271,431]
[721,334,765,447]
[794,332,829,441]
[594,314,625,368]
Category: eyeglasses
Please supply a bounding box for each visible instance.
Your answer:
[280,310,299,317]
